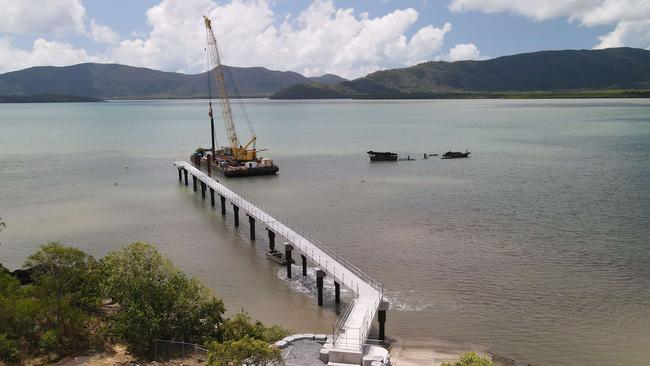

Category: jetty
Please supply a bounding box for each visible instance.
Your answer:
[175,161,388,365]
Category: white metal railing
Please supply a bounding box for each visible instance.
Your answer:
[176,162,383,352]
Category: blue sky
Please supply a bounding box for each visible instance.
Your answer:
[0,0,647,77]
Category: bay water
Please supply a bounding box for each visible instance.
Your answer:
[1,99,649,365]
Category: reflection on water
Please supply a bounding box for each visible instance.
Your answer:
[1,99,649,366]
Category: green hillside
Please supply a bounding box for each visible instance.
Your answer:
[0,63,334,99]
[271,48,650,99]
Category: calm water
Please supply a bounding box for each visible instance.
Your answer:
[1,99,649,365]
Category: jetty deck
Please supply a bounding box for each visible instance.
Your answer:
[175,161,385,363]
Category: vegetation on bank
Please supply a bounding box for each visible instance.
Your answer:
[270,83,650,99]
[0,242,288,365]
[0,94,102,103]
[442,352,495,366]
[271,47,650,99]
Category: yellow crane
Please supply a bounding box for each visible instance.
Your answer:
[203,15,257,162]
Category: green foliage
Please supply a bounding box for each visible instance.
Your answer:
[0,333,20,363]
[39,330,60,359]
[24,242,102,353]
[207,336,283,366]
[1,242,286,362]
[0,63,316,98]
[219,312,289,343]
[442,352,494,366]
[102,242,225,357]
[0,243,103,360]
[0,94,102,103]
[271,48,650,99]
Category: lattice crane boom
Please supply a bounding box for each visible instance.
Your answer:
[204,15,256,161]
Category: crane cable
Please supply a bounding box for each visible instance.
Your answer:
[223,64,256,145]
[205,47,218,149]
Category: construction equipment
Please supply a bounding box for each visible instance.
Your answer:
[204,15,257,162]
[193,15,278,177]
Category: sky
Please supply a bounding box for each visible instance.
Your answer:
[0,0,649,78]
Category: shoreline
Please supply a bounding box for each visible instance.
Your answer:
[388,335,525,366]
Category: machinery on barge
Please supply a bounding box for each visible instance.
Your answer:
[192,15,279,178]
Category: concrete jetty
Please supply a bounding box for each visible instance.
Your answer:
[175,161,387,365]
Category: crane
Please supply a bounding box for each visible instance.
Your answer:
[203,15,257,162]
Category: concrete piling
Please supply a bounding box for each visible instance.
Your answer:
[178,168,182,182]
[220,194,226,215]
[334,281,340,304]
[285,244,293,279]
[267,230,276,251]
[192,175,197,191]
[248,215,255,240]
[183,169,188,186]
[201,182,206,199]
[210,188,215,207]
[316,269,326,306]
[378,301,389,341]
[301,254,307,276]
[232,204,239,226]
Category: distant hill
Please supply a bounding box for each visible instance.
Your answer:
[0,94,102,103]
[0,63,344,99]
[271,48,650,99]
[308,74,347,85]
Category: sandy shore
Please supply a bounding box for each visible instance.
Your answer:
[389,336,522,366]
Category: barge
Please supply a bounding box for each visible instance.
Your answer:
[195,15,279,178]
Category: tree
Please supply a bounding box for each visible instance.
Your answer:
[442,352,495,366]
[39,330,60,361]
[24,242,101,352]
[207,337,283,366]
[219,312,288,343]
[102,242,225,357]
[0,333,20,363]
[0,271,21,363]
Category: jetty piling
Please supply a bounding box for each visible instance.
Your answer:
[378,301,389,341]
[335,281,341,304]
[192,176,197,191]
[285,244,293,279]
[210,188,215,207]
[183,169,188,186]
[220,194,226,215]
[267,230,276,251]
[301,254,307,276]
[201,182,206,199]
[232,204,239,226]
[316,269,326,306]
[248,215,255,240]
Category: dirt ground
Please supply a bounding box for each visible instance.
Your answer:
[38,345,204,366]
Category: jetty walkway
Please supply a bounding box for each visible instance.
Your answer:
[174,161,387,365]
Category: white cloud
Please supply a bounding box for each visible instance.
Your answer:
[0,0,85,34]
[447,43,481,61]
[108,0,455,78]
[448,0,650,49]
[89,19,120,44]
[0,37,98,73]
[596,19,650,49]
[0,0,462,77]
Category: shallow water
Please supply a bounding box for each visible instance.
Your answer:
[1,99,649,365]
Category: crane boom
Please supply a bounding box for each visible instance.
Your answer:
[204,16,256,161]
